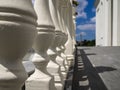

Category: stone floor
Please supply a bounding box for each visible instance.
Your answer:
[23,46,120,90]
[71,46,120,90]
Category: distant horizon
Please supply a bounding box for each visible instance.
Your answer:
[76,39,95,41]
[76,0,96,41]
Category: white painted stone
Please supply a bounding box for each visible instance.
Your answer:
[0,0,37,90]
[95,0,112,46]
[95,0,120,46]
[112,0,120,46]
[47,49,63,90]
[26,53,56,90]
[26,0,56,90]
[55,0,68,81]
[60,1,69,73]
[72,6,77,50]
[65,1,74,67]
[48,0,65,89]
[60,2,70,71]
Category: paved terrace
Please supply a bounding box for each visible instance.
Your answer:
[71,47,120,90]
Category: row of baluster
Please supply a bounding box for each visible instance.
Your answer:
[0,0,76,90]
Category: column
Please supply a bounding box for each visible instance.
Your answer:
[25,0,56,90]
[104,0,112,46]
[0,0,37,90]
[113,0,120,46]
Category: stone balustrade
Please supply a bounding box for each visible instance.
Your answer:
[0,0,76,90]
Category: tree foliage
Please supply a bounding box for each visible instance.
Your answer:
[76,39,95,46]
[72,1,79,7]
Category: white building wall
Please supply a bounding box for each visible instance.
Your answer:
[113,0,120,46]
[104,0,112,46]
[96,0,112,46]
[96,0,120,46]
[96,0,106,46]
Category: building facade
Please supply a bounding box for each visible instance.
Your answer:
[95,0,120,46]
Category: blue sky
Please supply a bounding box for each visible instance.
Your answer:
[76,0,96,41]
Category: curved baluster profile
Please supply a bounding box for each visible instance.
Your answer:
[0,0,37,90]
[26,0,56,90]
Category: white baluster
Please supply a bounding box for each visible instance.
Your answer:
[65,1,74,67]
[26,0,56,90]
[72,4,76,52]
[0,0,37,90]
[72,15,77,51]
[55,0,67,81]
[58,0,69,71]
[47,0,64,90]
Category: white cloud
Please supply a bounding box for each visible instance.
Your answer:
[77,0,88,11]
[80,32,86,36]
[76,0,88,19]
[90,16,96,23]
[76,32,86,37]
[76,12,87,19]
[77,16,96,31]
[77,24,95,30]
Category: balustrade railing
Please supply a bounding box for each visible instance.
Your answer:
[0,0,76,90]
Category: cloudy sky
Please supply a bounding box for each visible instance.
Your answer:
[76,0,96,41]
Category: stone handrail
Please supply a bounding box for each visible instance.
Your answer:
[0,0,76,90]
